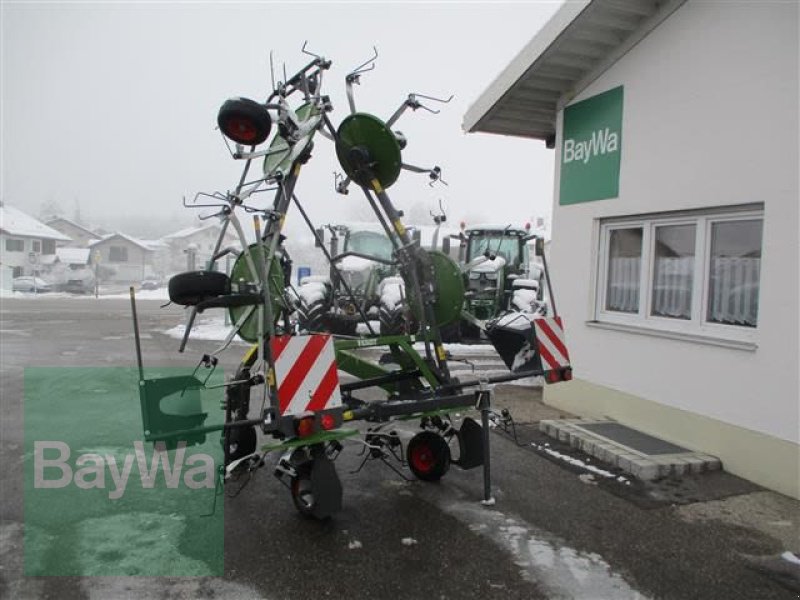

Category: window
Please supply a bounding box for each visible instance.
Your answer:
[596,207,763,340]
[32,241,41,253]
[109,246,128,262]
[707,220,761,327]
[42,239,56,255]
[605,227,642,313]
[651,224,695,320]
[5,239,24,252]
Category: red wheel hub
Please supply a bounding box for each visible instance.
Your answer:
[224,117,258,143]
[410,443,435,473]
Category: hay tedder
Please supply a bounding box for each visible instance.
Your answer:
[131,45,572,519]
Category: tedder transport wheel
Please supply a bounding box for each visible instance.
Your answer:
[289,455,342,520]
[290,466,317,519]
[168,271,230,306]
[407,431,451,482]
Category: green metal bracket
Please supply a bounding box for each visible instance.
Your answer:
[260,428,359,453]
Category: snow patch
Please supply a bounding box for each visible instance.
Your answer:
[379,277,405,310]
[429,495,649,599]
[338,255,375,272]
[164,316,244,343]
[781,551,800,565]
[533,444,631,484]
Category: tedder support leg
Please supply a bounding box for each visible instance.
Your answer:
[476,384,495,506]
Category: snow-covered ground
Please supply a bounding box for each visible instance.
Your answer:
[164,316,248,344]
[0,288,170,301]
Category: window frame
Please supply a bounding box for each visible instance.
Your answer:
[595,207,763,344]
[5,238,25,252]
[108,245,129,263]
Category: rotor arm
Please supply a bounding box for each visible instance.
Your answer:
[344,46,378,114]
[400,163,447,187]
[386,92,454,127]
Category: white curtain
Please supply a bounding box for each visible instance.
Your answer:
[652,256,693,319]
[606,257,640,313]
[708,257,760,326]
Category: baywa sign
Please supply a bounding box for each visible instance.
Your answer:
[559,86,623,205]
[33,441,216,500]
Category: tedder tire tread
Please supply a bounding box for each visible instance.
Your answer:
[168,271,230,306]
[407,431,451,482]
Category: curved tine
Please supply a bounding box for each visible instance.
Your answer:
[420,105,441,115]
[301,40,321,60]
[188,191,230,208]
[347,45,378,79]
[411,92,454,104]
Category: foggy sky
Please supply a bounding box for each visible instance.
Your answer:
[2,2,561,239]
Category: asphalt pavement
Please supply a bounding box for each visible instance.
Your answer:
[1,296,798,599]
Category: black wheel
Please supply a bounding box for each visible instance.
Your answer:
[290,466,318,519]
[168,271,230,306]
[379,302,412,336]
[407,431,451,482]
[217,97,272,146]
[297,299,329,333]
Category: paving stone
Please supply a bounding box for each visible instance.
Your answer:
[538,419,723,481]
[630,459,659,480]
[682,455,707,474]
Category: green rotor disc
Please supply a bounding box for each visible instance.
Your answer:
[228,243,286,343]
[336,113,402,189]
[407,250,465,327]
[263,102,320,176]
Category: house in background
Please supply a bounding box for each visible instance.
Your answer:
[160,222,238,275]
[465,0,798,498]
[89,233,162,283]
[45,216,99,248]
[46,247,95,291]
[0,203,71,277]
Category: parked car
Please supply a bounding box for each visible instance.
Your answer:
[12,276,52,293]
[140,277,162,290]
[63,278,94,294]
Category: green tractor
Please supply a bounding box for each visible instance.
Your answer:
[295,224,401,336]
[457,224,547,339]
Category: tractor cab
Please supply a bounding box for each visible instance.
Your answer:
[458,224,545,336]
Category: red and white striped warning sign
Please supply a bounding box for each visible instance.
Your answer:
[270,334,341,416]
[533,317,570,372]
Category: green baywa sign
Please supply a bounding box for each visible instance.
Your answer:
[559,86,623,205]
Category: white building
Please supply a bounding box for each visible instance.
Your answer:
[465,0,798,498]
[160,222,239,275]
[45,217,100,248]
[89,233,161,283]
[0,203,71,277]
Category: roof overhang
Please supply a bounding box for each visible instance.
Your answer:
[463,0,686,143]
